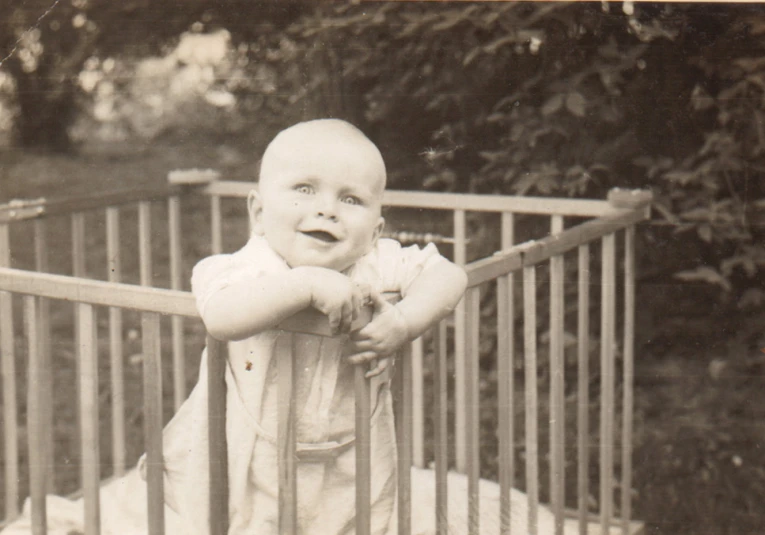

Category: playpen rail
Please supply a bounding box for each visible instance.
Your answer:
[1,186,651,535]
[0,267,380,534]
[195,180,623,217]
[0,187,181,224]
[464,204,648,287]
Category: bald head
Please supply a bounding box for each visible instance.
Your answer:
[259,119,387,195]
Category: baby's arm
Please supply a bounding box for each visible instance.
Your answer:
[201,266,369,341]
[348,258,467,362]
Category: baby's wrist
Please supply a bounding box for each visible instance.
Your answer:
[392,303,413,341]
[289,266,321,307]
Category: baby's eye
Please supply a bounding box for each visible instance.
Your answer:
[295,184,314,194]
[342,195,362,206]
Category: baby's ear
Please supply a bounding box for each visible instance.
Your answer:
[247,189,264,235]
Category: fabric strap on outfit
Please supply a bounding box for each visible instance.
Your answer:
[250,363,392,463]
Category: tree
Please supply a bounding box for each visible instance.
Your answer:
[271,3,765,310]
[0,0,301,150]
[0,1,189,149]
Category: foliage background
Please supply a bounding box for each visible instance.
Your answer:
[2,2,765,534]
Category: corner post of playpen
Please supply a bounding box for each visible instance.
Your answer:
[207,335,229,535]
[599,233,617,532]
[621,225,636,534]
[168,195,186,410]
[33,219,55,493]
[498,212,516,534]
[277,334,298,535]
[24,295,47,534]
[549,215,566,534]
[106,206,127,478]
[523,264,539,535]
[605,188,652,534]
[0,222,19,520]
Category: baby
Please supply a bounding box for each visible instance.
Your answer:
[158,119,467,535]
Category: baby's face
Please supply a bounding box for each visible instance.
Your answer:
[251,123,386,272]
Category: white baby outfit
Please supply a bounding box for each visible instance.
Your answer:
[157,235,444,535]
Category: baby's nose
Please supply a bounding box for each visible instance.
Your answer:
[316,197,338,219]
[317,209,337,221]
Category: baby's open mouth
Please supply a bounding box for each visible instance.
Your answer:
[301,230,338,243]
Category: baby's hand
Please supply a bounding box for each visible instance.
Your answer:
[347,292,410,377]
[300,267,370,334]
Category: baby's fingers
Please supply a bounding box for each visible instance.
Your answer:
[327,307,343,334]
[365,357,392,378]
[354,282,374,306]
[347,351,378,366]
[339,299,356,334]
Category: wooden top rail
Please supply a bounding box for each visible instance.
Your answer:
[0,267,198,315]
[1,171,654,224]
[465,202,650,288]
[0,267,372,337]
[0,186,191,224]
[196,180,623,217]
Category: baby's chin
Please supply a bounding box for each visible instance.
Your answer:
[287,251,369,273]
[276,240,375,272]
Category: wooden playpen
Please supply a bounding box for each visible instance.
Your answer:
[0,173,651,535]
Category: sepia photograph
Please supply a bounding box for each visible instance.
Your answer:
[0,1,764,534]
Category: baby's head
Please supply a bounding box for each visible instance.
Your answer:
[248,119,387,272]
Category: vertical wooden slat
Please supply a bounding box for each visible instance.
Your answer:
[207,337,229,535]
[277,334,298,535]
[106,207,126,477]
[549,216,565,535]
[210,195,223,255]
[523,265,539,535]
[411,337,425,468]
[600,234,616,532]
[577,244,591,535]
[142,312,164,535]
[498,212,515,535]
[168,196,186,410]
[72,212,86,477]
[79,303,100,535]
[72,213,87,278]
[501,212,514,252]
[621,227,636,534]
[0,223,19,520]
[432,320,449,534]
[25,296,47,535]
[395,342,413,535]
[453,209,467,472]
[354,365,372,535]
[33,220,54,492]
[497,274,514,535]
[138,202,153,287]
[139,213,161,534]
[464,287,481,535]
